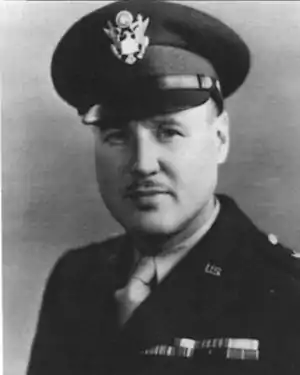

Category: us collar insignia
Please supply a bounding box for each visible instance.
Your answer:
[104,10,150,65]
[205,262,222,277]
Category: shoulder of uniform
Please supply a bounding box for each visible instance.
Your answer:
[50,232,127,281]
[245,230,300,325]
[253,229,300,280]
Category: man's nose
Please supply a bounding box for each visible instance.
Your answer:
[131,128,160,176]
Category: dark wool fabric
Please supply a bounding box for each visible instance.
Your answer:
[27,195,300,375]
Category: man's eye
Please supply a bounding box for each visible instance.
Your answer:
[157,126,183,140]
[102,130,128,144]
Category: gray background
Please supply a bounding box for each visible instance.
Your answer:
[2,1,300,374]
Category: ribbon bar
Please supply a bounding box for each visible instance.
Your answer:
[141,337,260,360]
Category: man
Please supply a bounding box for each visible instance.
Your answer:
[27,1,300,374]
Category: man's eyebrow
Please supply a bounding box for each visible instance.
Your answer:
[150,115,182,126]
[96,115,183,130]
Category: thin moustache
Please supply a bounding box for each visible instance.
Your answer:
[125,181,173,196]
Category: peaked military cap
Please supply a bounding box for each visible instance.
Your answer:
[51,0,250,123]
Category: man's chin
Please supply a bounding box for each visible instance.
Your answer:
[123,214,178,236]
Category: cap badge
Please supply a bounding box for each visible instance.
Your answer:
[104,10,150,65]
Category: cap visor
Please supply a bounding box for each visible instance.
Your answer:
[103,89,211,120]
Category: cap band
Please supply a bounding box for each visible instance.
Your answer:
[158,75,221,92]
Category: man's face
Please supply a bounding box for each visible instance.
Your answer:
[93,100,229,236]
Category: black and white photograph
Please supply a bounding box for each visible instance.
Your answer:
[2,1,300,374]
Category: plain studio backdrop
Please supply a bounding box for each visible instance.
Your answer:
[2,1,300,374]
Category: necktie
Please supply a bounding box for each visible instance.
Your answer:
[115,256,157,325]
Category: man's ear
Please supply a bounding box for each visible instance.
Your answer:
[213,111,230,165]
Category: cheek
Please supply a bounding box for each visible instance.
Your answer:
[171,135,218,202]
[94,147,124,195]
[178,136,218,178]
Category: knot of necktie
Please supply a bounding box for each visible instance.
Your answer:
[115,256,157,325]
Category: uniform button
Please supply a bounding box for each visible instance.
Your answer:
[268,233,278,245]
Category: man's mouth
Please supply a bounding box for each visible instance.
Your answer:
[124,182,173,202]
[126,188,170,198]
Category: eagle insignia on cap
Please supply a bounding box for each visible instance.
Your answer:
[104,11,150,65]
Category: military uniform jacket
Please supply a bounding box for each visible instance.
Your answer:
[27,195,300,375]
